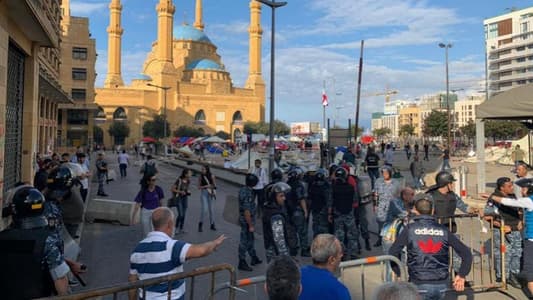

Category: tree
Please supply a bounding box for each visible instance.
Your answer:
[142,114,170,139]
[173,126,204,137]
[373,127,391,140]
[108,121,130,145]
[458,121,476,140]
[93,125,104,144]
[423,110,448,138]
[349,126,365,138]
[485,120,526,143]
[244,120,289,135]
[215,131,231,140]
[272,120,290,136]
[399,124,415,137]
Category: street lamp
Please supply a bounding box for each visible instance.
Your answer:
[439,42,452,153]
[257,0,287,173]
[147,83,171,156]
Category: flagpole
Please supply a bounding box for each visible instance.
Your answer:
[323,80,326,142]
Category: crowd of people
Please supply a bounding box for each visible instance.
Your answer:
[5,141,533,300]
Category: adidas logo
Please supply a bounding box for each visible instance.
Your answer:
[414,227,444,236]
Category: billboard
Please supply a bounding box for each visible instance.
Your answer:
[291,122,320,135]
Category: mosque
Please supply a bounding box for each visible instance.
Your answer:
[95,0,265,147]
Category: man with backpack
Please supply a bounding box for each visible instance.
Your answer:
[140,155,158,176]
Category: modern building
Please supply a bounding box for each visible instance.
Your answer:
[1,0,71,229]
[384,99,410,115]
[454,95,485,128]
[382,114,399,139]
[418,93,457,122]
[58,0,98,149]
[398,105,421,137]
[485,7,533,95]
[371,112,384,132]
[95,0,265,147]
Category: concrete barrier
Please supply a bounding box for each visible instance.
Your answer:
[85,198,138,225]
[223,195,240,227]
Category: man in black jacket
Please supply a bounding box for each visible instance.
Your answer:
[389,195,472,300]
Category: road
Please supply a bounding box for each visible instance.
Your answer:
[73,151,528,300]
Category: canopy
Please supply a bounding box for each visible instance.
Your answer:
[477,84,533,120]
[203,136,227,143]
[141,137,157,143]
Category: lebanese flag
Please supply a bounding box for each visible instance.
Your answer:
[322,89,328,106]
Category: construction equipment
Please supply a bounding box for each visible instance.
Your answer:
[362,89,398,104]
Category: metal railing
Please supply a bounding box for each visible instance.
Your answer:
[40,263,236,300]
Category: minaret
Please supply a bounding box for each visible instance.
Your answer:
[193,0,204,31]
[156,0,175,64]
[246,0,265,88]
[61,0,70,17]
[104,0,124,87]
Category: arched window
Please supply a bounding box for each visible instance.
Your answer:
[94,107,106,123]
[232,111,243,124]
[194,110,206,125]
[113,107,127,120]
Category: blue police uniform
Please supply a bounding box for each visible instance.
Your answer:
[238,186,258,261]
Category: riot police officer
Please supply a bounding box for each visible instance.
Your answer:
[262,182,296,262]
[0,185,70,298]
[329,167,359,260]
[308,168,331,237]
[238,173,263,271]
[286,167,310,257]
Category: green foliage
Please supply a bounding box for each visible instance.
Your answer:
[458,121,476,140]
[215,131,231,140]
[93,125,104,143]
[372,127,391,139]
[108,121,130,138]
[349,126,365,137]
[173,126,204,137]
[423,110,448,138]
[485,120,526,142]
[399,124,415,137]
[244,120,290,135]
[143,114,170,139]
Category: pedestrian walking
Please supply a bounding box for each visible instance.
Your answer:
[169,168,192,234]
[409,155,424,190]
[423,143,429,161]
[95,152,108,197]
[389,195,472,300]
[440,147,451,171]
[414,142,420,156]
[117,149,130,178]
[237,174,263,271]
[198,165,217,232]
[364,147,380,190]
[129,207,226,300]
[405,143,411,160]
[77,154,90,202]
[373,165,401,247]
[132,173,165,237]
[384,144,394,166]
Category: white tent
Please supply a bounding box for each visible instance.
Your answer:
[203,136,227,143]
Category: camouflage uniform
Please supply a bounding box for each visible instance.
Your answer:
[331,180,359,259]
[43,200,64,251]
[262,202,294,262]
[44,230,70,282]
[238,186,258,260]
[308,179,331,237]
[287,179,309,255]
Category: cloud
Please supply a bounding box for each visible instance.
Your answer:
[70,1,108,16]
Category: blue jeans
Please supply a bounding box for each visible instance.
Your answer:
[441,159,451,171]
[199,190,215,225]
[175,196,188,230]
[417,283,447,300]
[367,168,379,189]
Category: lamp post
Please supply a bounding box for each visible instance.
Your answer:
[257,0,287,173]
[147,83,171,156]
[439,42,452,153]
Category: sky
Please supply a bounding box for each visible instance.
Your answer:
[71,0,531,130]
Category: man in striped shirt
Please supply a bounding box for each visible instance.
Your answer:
[129,207,226,300]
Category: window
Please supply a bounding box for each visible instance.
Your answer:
[518,80,527,85]
[67,110,88,125]
[517,68,527,74]
[72,47,88,60]
[522,22,529,34]
[72,68,87,80]
[488,23,498,39]
[517,46,526,51]
[71,89,86,101]
[517,57,526,63]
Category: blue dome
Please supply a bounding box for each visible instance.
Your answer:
[174,25,212,43]
[186,59,224,71]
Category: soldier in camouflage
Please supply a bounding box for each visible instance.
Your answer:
[286,167,310,257]
[262,182,295,262]
[329,167,359,260]
[238,174,263,271]
[308,168,331,237]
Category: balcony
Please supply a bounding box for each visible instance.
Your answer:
[5,0,61,48]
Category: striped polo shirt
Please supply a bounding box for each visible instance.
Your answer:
[130,231,191,300]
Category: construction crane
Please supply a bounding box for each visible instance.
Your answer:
[361,89,398,104]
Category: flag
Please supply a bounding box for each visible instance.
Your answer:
[322,89,328,106]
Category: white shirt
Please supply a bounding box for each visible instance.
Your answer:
[80,163,90,189]
[502,196,533,211]
[118,153,129,165]
[249,166,268,190]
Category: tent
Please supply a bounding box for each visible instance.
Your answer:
[203,136,227,143]
[142,136,157,143]
[475,83,533,193]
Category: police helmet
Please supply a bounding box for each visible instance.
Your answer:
[515,178,533,196]
[435,171,456,188]
[328,164,339,176]
[9,185,46,219]
[266,182,291,200]
[314,168,327,181]
[245,173,259,187]
[48,166,74,191]
[334,167,348,181]
[270,168,283,182]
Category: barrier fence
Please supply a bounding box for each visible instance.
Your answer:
[40,263,236,300]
